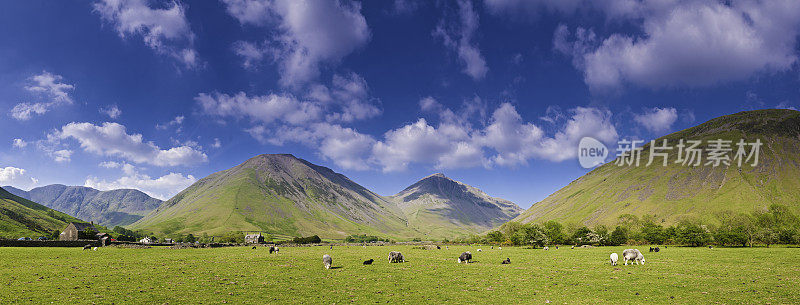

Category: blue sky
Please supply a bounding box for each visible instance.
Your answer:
[1,0,799,207]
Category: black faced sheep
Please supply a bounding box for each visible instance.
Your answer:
[388,251,405,263]
[622,249,645,265]
[363,259,374,265]
[323,254,332,269]
[501,258,510,264]
[458,252,472,263]
[610,253,618,266]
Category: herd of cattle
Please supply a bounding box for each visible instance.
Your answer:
[314,246,656,269]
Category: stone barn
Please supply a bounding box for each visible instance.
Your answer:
[245,233,265,244]
[59,222,97,241]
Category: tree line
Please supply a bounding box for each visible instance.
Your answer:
[463,204,800,247]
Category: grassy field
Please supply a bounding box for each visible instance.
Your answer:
[1,245,799,304]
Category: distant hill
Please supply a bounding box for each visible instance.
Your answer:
[389,173,522,238]
[513,109,800,226]
[0,186,83,239]
[4,185,161,227]
[131,154,416,239]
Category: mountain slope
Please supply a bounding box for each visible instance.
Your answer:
[513,109,800,226]
[131,154,415,239]
[0,186,83,239]
[4,185,161,227]
[390,173,522,238]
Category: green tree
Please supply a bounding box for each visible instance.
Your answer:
[608,226,628,246]
[676,222,712,247]
[543,221,566,244]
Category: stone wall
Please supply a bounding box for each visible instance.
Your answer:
[0,240,103,247]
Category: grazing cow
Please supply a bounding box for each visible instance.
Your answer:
[458,252,472,264]
[388,251,405,263]
[83,244,91,250]
[610,253,618,266]
[622,249,645,265]
[363,259,374,265]
[501,258,511,264]
[323,254,332,269]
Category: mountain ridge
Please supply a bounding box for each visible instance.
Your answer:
[4,184,162,227]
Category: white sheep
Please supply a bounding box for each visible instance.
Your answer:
[610,253,618,266]
[543,246,549,250]
[477,249,482,252]
[92,247,98,251]
[622,249,645,265]
[323,254,332,269]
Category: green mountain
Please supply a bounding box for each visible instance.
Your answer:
[131,154,416,239]
[0,186,83,239]
[390,173,522,238]
[4,185,161,227]
[513,109,800,226]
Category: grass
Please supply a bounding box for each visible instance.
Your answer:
[1,245,799,304]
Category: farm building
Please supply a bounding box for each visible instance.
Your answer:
[59,222,97,241]
[139,237,154,244]
[245,233,265,244]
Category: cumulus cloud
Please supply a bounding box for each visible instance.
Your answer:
[433,0,488,80]
[10,71,75,121]
[634,107,678,134]
[12,139,27,149]
[552,1,800,91]
[55,122,207,167]
[86,163,196,200]
[222,0,370,87]
[371,101,618,171]
[0,167,38,190]
[197,92,323,125]
[99,105,122,119]
[93,0,199,68]
[250,122,376,170]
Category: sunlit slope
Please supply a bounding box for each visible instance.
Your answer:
[0,186,82,238]
[131,154,415,239]
[513,109,800,226]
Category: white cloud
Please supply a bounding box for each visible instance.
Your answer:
[12,139,27,149]
[372,118,484,172]
[51,149,73,163]
[93,0,199,68]
[197,92,323,125]
[10,71,75,121]
[372,102,618,171]
[434,0,488,80]
[0,167,38,190]
[223,0,370,87]
[634,107,678,134]
[99,105,122,119]
[56,122,207,167]
[232,40,268,69]
[211,138,222,148]
[554,1,800,91]
[86,164,196,200]
[250,122,375,170]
